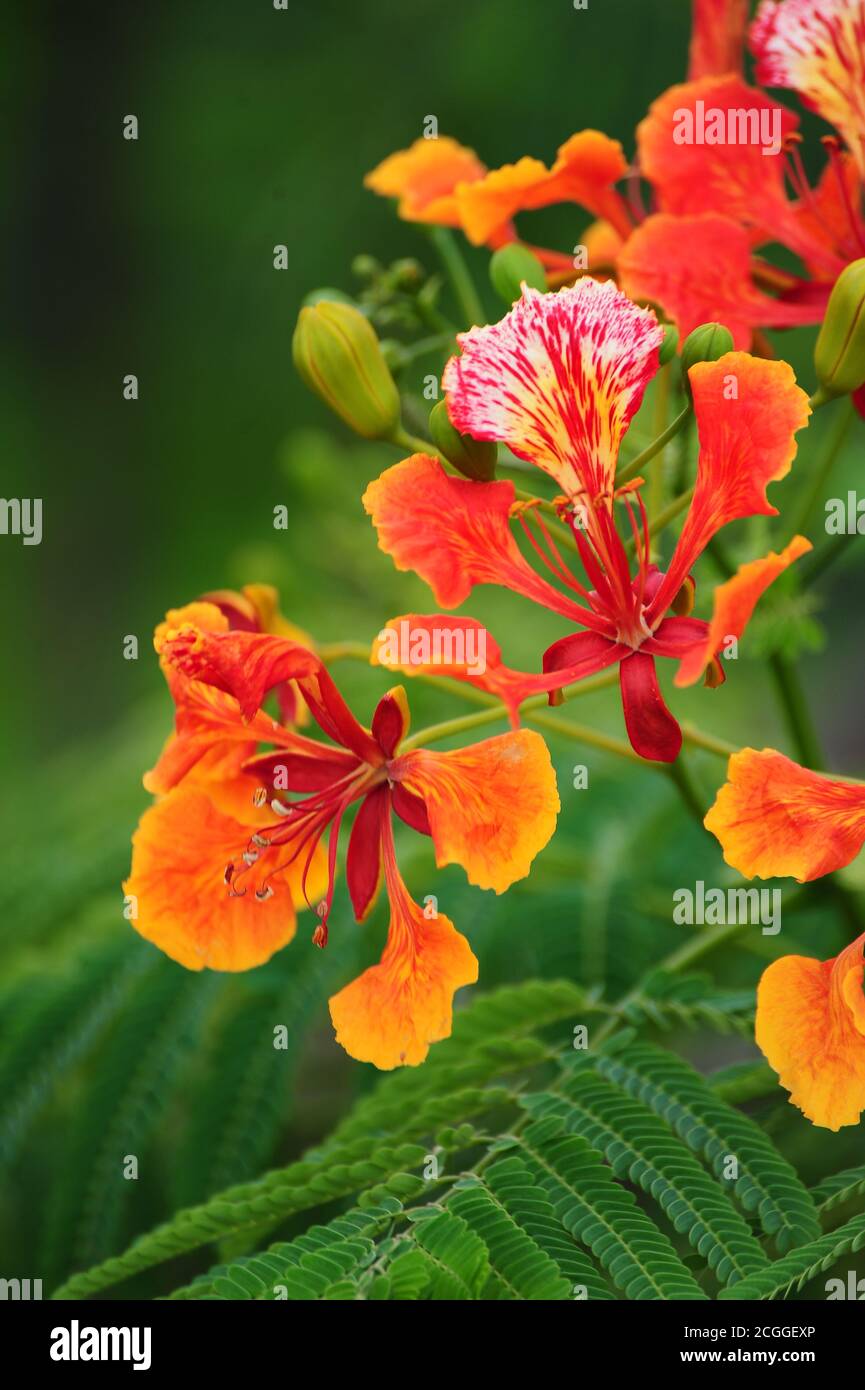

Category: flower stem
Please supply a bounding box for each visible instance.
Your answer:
[391,426,438,457]
[648,365,672,558]
[680,722,737,759]
[617,401,692,485]
[769,651,824,771]
[425,226,485,330]
[788,396,854,541]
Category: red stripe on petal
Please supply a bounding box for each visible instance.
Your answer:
[442,282,663,506]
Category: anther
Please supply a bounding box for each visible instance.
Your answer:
[255,886,274,902]
[251,833,270,847]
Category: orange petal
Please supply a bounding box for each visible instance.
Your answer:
[329,815,478,1068]
[618,213,822,347]
[125,784,302,972]
[674,536,811,687]
[580,218,624,271]
[751,0,865,182]
[442,281,663,506]
[144,677,302,796]
[456,131,630,246]
[391,729,559,892]
[372,613,599,726]
[364,136,486,227]
[201,585,316,725]
[790,149,865,275]
[648,353,810,618]
[755,933,865,1129]
[688,0,749,78]
[363,454,592,623]
[704,747,865,881]
[637,76,838,274]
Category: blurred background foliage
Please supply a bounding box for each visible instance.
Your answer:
[2,0,864,1298]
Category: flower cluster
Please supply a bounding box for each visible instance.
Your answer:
[127,0,865,1117]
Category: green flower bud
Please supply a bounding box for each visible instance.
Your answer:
[489,244,547,304]
[680,322,735,395]
[429,399,497,481]
[292,300,401,439]
[351,254,382,281]
[302,287,362,309]
[658,323,679,365]
[814,258,865,398]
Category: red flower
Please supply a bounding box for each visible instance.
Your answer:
[364,281,811,762]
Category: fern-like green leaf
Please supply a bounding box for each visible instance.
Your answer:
[519,1113,708,1300]
[448,1167,571,1299]
[718,1213,865,1300]
[810,1164,865,1214]
[596,1043,820,1252]
[530,1071,769,1286]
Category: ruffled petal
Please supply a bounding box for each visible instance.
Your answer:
[648,353,811,619]
[755,933,865,1129]
[156,622,319,719]
[455,131,630,246]
[750,0,865,181]
[329,814,478,1068]
[688,0,750,78]
[124,784,301,972]
[618,213,823,347]
[363,455,595,624]
[364,136,487,227]
[373,614,610,726]
[619,651,683,763]
[145,678,303,796]
[637,75,838,274]
[704,747,865,881]
[674,536,811,686]
[443,281,663,506]
[391,730,559,892]
[157,621,381,764]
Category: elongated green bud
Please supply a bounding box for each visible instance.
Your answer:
[814,258,865,398]
[489,244,547,303]
[429,400,497,480]
[658,324,679,365]
[292,300,400,439]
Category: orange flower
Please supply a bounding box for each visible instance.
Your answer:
[364,136,487,229]
[455,131,632,248]
[366,282,811,761]
[366,130,632,263]
[131,607,559,1068]
[705,748,865,881]
[756,932,865,1129]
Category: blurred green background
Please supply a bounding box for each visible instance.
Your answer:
[2,0,864,1298]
